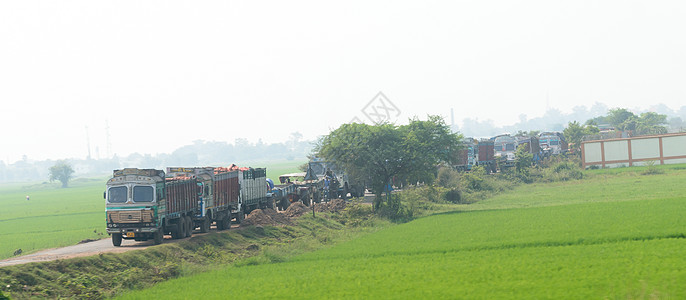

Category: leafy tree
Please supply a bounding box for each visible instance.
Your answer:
[601,108,667,135]
[315,115,462,209]
[514,130,540,138]
[563,121,599,152]
[636,112,667,135]
[49,160,75,188]
[606,108,636,129]
[514,144,533,179]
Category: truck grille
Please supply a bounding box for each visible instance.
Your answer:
[107,210,154,223]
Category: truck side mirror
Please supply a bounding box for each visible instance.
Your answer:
[103,191,106,200]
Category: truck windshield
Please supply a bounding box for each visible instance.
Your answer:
[108,186,128,203]
[133,186,154,203]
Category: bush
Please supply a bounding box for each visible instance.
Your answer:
[436,167,460,188]
[377,194,413,222]
[641,161,665,175]
[443,188,462,204]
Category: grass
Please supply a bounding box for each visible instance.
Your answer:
[118,165,686,299]
[0,179,106,260]
[458,164,686,211]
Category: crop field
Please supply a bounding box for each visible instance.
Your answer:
[0,179,105,260]
[262,159,307,182]
[120,166,686,299]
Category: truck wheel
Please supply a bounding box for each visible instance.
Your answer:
[217,217,226,230]
[200,217,210,233]
[153,230,163,245]
[184,216,193,237]
[112,233,122,247]
[170,222,182,239]
[236,210,244,224]
[223,217,231,230]
[280,198,290,211]
[178,220,187,239]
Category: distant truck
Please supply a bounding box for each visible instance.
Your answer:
[493,134,517,168]
[538,132,568,156]
[306,159,366,199]
[453,139,495,173]
[477,139,496,173]
[454,138,479,171]
[105,168,198,246]
[517,136,542,163]
[268,172,319,207]
[266,177,297,211]
[455,138,478,171]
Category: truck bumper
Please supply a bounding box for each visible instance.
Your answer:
[107,227,158,234]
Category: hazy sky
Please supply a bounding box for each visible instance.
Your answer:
[2,1,685,163]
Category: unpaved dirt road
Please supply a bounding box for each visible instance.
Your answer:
[0,238,159,268]
[0,230,222,268]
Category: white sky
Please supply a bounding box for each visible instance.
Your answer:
[2,1,685,163]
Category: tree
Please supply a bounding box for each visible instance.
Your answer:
[563,121,599,153]
[606,108,636,130]
[636,112,668,135]
[49,160,75,188]
[602,108,667,136]
[514,144,533,178]
[315,115,462,209]
[514,130,540,138]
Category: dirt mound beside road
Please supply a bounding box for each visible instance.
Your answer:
[284,202,309,218]
[314,199,347,213]
[243,200,349,228]
[241,208,291,227]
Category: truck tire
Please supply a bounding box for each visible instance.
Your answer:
[112,233,122,247]
[153,230,163,245]
[279,198,290,211]
[217,217,226,230]
[184,216,193,237]
[200,217,210,233]
[236,210,244,224]
[222,217,231,230]
[180,218,188,238]
[172,222,183,239]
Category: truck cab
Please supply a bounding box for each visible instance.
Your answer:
[105,168,166,246]
[494,134,517,168]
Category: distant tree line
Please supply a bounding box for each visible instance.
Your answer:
[457,102,686,138]
[0,135,312,183]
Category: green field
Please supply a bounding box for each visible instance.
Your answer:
[0,179,106,260]
[261,159,307,182]
[120,166,686,299]
[0,160,305,261]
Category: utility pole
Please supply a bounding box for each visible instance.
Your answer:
[106,120,112,159]
[85,126,92,160]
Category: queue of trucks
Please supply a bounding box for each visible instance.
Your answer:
[105,166,271,246]
[455,132,567,172]
[105,161,359,246]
